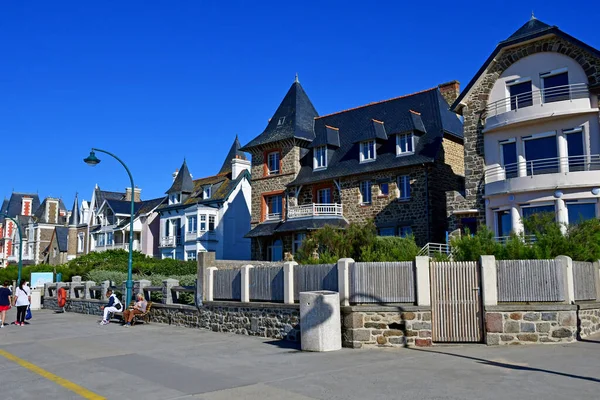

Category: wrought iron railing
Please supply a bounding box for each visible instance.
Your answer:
[287,203,344,219]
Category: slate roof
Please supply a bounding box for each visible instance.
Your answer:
[32,198,68,224]
[452,17,600,111]
[289,88,463,186]
[55,226,69,252]
[166,160,194,194]
[1,193,41,221]
[245,218,348,238]
[105,199,143,215]
[218,136,248,174]
[116,197,167,228]
[95,187,126,203]
[240,80,319,151]
[68,194,79,226]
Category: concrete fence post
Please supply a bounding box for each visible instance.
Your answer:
[337,258,354,306]
[162,279,180,305]
[241,265,254,303]
[69,276,82,299]
[100,280,110,300]
[83,281,95,300]
[556,255,575,304]
[594,261,600,301]
[44,283,52,298]
[283,261,297,304]
[415,256,431,306]
[480,255,498,306]
[206,267,217,301]
[198,251,216,304]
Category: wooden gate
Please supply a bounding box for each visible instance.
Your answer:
[430,261,483,342]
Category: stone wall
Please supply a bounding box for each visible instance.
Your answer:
[577,303,600,338]
[341,305,432,348]
[485,305,578,345]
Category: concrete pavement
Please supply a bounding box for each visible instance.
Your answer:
[0,308,599,399]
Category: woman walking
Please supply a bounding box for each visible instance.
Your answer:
[0,281,12,328]
[14,279,30,326]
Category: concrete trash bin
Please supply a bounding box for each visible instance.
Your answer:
[300,291,342,352]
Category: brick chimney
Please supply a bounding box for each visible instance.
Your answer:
[438,80,461,106]
[125,188,142,202]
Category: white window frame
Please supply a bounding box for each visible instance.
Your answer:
[187,216,197,233]
[267,151,280,175]
[203,186,211,199]
[316,188,331,204]
[360,140,376,163]
[187,250,197,261]
[106,232,113,246]
[396,133,414,156]
[199,215,207,231]
[208,215,216,232]
[314,146,327,170]
[398,175,411,200]
[360,181,372,205]
[77,233,84,252]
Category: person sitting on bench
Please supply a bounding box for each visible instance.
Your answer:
[99,289,122,325]
[122,293,148,327]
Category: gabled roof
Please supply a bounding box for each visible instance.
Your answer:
[166,159,194,194]
[218,136,248,174]
[116,197,167,228]
[95,186,126,204]
[289,88,463,186]
[241,79,319,151]
[310,125,341,148]
[1,193,41,221]
[451,17,600,112]
[32,198,68,224]
[54,226,69,252]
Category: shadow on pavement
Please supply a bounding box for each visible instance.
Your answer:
[263,339,301,350]
[409,347,600,383]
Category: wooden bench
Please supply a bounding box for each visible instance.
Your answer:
[111,301,153,325]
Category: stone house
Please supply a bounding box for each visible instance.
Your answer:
[448,16,600,237]
[243,78,465,261]
[156,136,252,261]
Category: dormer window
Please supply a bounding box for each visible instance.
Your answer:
[314,146,327,170]
[396,133,414,156]
[267,151,280,175]
[277,117,286,126]
[360,140,376,163]
[169,193,181,205]
[203,186,211,199]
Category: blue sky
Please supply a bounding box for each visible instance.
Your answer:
[1,1,596,209]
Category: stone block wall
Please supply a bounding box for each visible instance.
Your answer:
[341,305,432,348]
[485,306,578,345]
[578,304,600,338]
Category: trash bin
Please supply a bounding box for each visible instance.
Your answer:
[30,288,42,311]
[300,291,342,352]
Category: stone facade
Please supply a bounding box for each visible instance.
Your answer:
[485,306,578,345]
[341,305,432,348]
[453,33,600,224]
[577,304,600,338]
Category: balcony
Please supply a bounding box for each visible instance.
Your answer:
[265,212,282,221]
[485,154,600,196]
[287,203,344,219]
[484,83,591,132]
[185,231,197,242]
[160,236,182,248]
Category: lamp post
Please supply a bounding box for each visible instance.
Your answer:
[1,214,23,285]
[84,148,135,305]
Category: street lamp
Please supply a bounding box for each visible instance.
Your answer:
[84,148,135,306]
[1,213,23,285]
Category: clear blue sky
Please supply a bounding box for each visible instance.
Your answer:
[1,1,596,209]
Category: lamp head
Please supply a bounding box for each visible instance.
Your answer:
[84,150,101,166]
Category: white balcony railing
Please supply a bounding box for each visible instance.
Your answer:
[266,212,282,221]
[185,231,197,242]
[485,154,600,184]
[287,203,344,219]
[160,236,181,247]
[485,83,589,118]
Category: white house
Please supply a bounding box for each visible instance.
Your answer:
[157,136,252,261]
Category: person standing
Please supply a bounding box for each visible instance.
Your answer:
[0,281,12,328]
[122,293,147,327]
[99,289,122,325]
[14,279,31,326]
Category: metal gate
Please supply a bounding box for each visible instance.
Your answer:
[430,261,483,342]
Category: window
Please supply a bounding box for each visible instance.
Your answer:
[170,193,180,205]
[360,181,372,204]
[496,210,512,237]
[399,226,413,237]
[316,188,331,204]
[265,195,283,220]
[267,152,280,175]
[97,234,105,247]
[398,175,411,200]
[314,146,327,169]
[565,128,585,171]
[380,183,389,196]
[268,239,283,261]
[541,69,569,103]
[203,186,211,199]
[199,215,207,231]
[567,202,596,225]
[507,78,532,110]
[208,215,216,231]
[293,233,306,254]
[106,232,113,246]
[500,140,518,179]
[187,216,197,232]
[277,117,286,126]
[360,140,376,162]
[396,133,414,155]
[77,233,84,252]
[523,133,558,175]
[53,248,57,258]
[187,251,197,261]
[522,204,555,233]
[165,220,171,237]
[378,227,395,236]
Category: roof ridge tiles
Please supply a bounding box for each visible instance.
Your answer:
[315,87,437,119]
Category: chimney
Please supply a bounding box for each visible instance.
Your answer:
[438,80,461,106]
[231,156,251,180]
[125,187,142,202]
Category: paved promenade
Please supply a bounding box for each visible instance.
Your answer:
[0,309,598,399]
